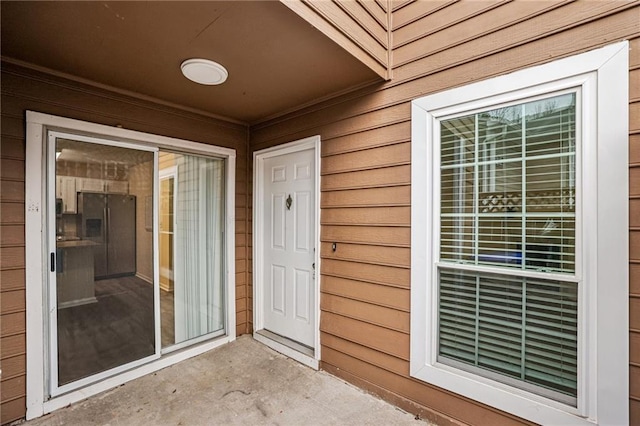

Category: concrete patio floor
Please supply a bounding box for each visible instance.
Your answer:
[25,335,427,425]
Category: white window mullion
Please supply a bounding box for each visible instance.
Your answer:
[521,279,527,381]
[521,104,527,271]
[474,115,479,264]
[474,273,480,365]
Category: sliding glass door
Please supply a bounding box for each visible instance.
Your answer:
[49,132,159,393]
[48,133,229,395]
[158,152,226,350]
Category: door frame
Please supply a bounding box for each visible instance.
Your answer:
[253,135,321,369]
[46,130,161,398]
[159,166,177,293]
[25,111,237,419]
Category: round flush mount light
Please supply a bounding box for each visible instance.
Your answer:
[181,58,228,85]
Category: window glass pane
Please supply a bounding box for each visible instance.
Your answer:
[525,93,576,157]
[55,137,155,386]
[441,116,475,166]
[160,152,226,348]
[439,92,576,274]
[440,216,475,262]
[525,217,575,272]
[478,105,522,161]
[441,166,474,215]
[477,217,521,266]
[438,268,578,402]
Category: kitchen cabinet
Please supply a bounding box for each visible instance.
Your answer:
[78,178,128,194]
[56,176,77,213]
[105,180,129,194]
[56,239,98,308]
[77,178,105,192]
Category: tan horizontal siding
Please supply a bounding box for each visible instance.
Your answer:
[323,258,409,288]
[322,275,410,311]
[321,142,409,174]
[0,63,250,423]
[394,0,507,49]
[1,355,26,381]
[392,0,451,30]
[321,353,533,426]
[252,100,409,150]
[321,311,408,359]
[0,396,25,426]
[357,0,387,29]
[321,186,410,209]
[322,332,408,376]
[322,206,409,227]
[0,376,26,407]
[251,2,640,424]
[393,3,639,82]
[1,290,25,315]
[321,293,409,332]
[0,270,25,293]
[321,122,410,156]
[321,224,410,246]
[0,203,25,224]
[336,0,387,48]
[322,165,410,191]
[321,241,409,268]
[0,225,24,247]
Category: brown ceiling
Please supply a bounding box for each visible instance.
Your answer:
[1,1,380,124]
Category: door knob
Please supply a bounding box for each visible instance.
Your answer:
[286,194,293,210]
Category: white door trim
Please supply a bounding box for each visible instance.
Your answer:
[253,135,321,369]
[25,111,237,420]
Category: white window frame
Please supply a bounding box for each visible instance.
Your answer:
[410,42,628,425]
[25,111,236,419]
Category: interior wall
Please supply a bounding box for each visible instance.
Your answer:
[0,63,250,425]
[250,2,640,424]
[129,160,154,283]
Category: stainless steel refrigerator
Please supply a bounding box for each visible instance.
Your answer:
[78,192,136,278]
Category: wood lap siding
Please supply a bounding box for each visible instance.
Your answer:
[251,2,640,424]
[0,107,27,424]
[281,0,390,79]
[0,63,250,424]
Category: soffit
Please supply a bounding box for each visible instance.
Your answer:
[0,1,380,124]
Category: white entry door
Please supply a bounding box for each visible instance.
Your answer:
[261,147,316,347]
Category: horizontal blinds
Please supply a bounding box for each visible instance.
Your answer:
[438,268,578,401]
[440,92,576,274]
[438,92,579,403]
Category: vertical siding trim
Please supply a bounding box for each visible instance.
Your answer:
[387,0,393,78]
[245,128,251,334]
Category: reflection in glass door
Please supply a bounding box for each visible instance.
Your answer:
[159,152,226,350]
[49,132,158,391]
[159,166,176,347]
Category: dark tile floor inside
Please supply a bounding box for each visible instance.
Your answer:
[56,276,175,385]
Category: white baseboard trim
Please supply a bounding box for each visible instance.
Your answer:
[135,272,153,284]
[58,297,98,309]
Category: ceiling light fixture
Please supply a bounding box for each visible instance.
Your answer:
[181,58,228,85]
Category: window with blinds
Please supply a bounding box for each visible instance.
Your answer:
[437,92,579,404]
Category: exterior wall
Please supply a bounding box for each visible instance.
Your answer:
[282,0,390,79]
[250,1,640,424]
[0,63,250,425]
